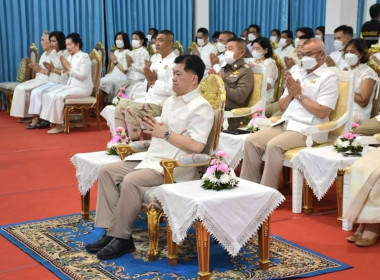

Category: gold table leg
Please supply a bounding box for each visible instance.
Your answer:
[302,179,313,215]
[166,220,178,266]
[258,217,270,270]
[195,220,211,280]
[81,191,90,220]
[147,207,163,261]
[336,169,345,225]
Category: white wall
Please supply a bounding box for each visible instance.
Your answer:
[363,0,377,22]
[195,0,209,32]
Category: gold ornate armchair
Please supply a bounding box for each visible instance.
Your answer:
[115,74,226,261]
[63,49,102,133]
[95,42,106,75]
[272,53,285,102]
[187,41,198,54]
[173,40,184,56]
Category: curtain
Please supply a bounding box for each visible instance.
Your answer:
[209,0,289,38]
[357,0,365,38]
[289,0,326,35]
[105,0,193,57]
[0,0,105,82]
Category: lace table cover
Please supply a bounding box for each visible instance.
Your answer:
[100,105,116,136]
[155,178,285,256]
[291,146,358,200]
[216,132,250,169]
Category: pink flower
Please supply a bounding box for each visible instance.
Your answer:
[256,108,264,113]
[115,127,125,134]
[343,132,355,140]
[119,87,126,91]
[206,165,217,174]
[251,113,259,118]
[215,151,227,158]
[111,135,121,143]
[351,123,359,128]
[210,159,218,165]
[117,92,122,97]
[217,163,229,173]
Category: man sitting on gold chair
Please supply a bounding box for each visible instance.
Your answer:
[240,38,339,189]
[85,55,214,260]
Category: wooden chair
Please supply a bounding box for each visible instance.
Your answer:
[223,65,267,128]
[272,53,285,102]
[63,49,102,133]
[187,41,198,54]
[95,42,106,75]
[173,40,184,56]
[114,74,226,261]
[0,43,38,113]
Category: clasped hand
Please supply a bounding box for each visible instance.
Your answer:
[285,72,302,98]
[142,115,167,139]
[143,65,157,84]
[60,56,71,72]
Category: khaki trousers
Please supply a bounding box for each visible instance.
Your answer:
[355,117,380,136]
[95,161,164,239]
[115,100,162,140]
[240,124,306,189]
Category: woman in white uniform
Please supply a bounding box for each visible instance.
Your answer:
[27,31,69,129]
[99,32,132,102]
[40,33,93,134]
[10,31,52,121]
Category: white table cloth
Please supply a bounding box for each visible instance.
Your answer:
[100,105,115,136]
[155,178,285,256]
[216,132,249,169]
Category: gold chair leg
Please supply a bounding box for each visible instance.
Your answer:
[166,219,178,266]
[283,166,291,189]
[195,220,211,280]
[258,217,270,270]
[64,106,70,134]
[336,170,345,225]
[6,90,12,114]
[302,179,313,214]
[147,206,163,261]
[81,191,90,220]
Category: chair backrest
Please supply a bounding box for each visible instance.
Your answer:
[173,41,184,56]
[272,53,285,102]
[95,42,106,75]
[328,68,355,137]
[187,42,198,54]
[147,43,156,56]
[16,57,31,83]
[247,64,267,112]
[89,49,102,97]
[29,43,39,79]
[199,74,226,155]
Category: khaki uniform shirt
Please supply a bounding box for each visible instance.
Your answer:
[221,58,254,110]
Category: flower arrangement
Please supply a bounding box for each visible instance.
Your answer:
[247,108,268,133]
[112,87,129,106]
[333,123,363,154]
[106,127,129,155]
[201,151,238,191]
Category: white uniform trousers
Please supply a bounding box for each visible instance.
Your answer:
[40,85,91,124]
[10,79,49,118]
[95,161,164,239]
[28,82,61,115]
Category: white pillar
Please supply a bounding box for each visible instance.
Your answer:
[325,0,358,54]
[194,0,209,31]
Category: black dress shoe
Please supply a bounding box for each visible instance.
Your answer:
[26,124,38,129]
[36,121,50,129]
[97,237,135,260]
[85,234,113,253]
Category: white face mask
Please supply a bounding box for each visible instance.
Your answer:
[248,33,256,42]
[115,40,124,48]
[251,50,264,60]
[240,37,247,41]
[270,36,277,43]
[131,40,140,49]
[278,38,287,47]
[151,44,157,52]
[294,38,300,48]
[315,34,322,40]
[224,50,236,65]
[334,40,343,51]
[146,34,152,43]
[216,42,226,53]
[301,56,317,70]
[197,38,205,47]
[344,53,359,66]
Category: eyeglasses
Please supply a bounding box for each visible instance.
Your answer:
[302,51,321,57]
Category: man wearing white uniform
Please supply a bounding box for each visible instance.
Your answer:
[274,30,295,62]
[114,30,177,140]
[326,25,353,70]
[241,39,339,189]
[10,31,52,121]
[209,31,236,74]
[189,27,218,69]
[85,55,214,260]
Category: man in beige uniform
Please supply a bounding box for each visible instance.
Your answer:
[114,30,176,140]
[241,39,339,189]
[222,38,254,129]
[85,55,214,260]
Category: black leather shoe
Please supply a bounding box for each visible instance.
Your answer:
[97,237,135,260]
[26,124,38,129]
[36,121,50,129]
[85,234,113,253]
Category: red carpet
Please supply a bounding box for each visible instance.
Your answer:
[0,110,378,279]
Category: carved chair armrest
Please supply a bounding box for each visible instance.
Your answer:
[115,140,151,160]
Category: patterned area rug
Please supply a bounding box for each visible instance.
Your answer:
[0,213,351,279]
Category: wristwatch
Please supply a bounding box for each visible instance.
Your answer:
[297,94,306,101]
[163,131,171,141]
